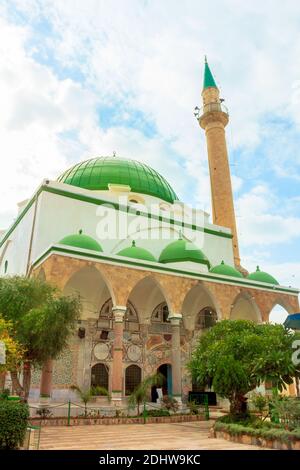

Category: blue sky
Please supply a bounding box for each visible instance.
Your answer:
[0,0,300,309]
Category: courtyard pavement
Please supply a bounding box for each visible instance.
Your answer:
[39,420,267,450]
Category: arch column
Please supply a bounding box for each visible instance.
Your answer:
[111,306,127,404]
[169,313,182,402]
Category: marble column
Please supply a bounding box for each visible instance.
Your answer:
[40,359,53,400]
[169,313,182,402]
[111,306,127,404]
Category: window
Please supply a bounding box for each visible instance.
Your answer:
[196,307,217,329]
[98,299,139,331]
[91,363,109,389]
[151,302,170,323]
[125,365,141,395]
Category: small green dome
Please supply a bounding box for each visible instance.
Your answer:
[210,260,243,278]
[247,266,279,285]
[59,230,103,252]
[159,238,210,267]
[58,156,178,204]
[117,240,156,262]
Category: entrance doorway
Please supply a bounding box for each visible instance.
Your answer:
[151,363,172,401]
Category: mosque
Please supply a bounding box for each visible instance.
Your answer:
[0,60,299,403]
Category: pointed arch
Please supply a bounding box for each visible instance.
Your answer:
[63,265,115,320]
[230,292,262,323]
[125,274,172,324]
[181,282,220,330]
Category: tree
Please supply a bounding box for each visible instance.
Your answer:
[128,373,164,415]
[188,320,300,418]
[0,276,81,400]
[69,385,94,418]
[0,316,24,391]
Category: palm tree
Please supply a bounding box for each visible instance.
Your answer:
[70,385,93,418]
[128,373,164,415]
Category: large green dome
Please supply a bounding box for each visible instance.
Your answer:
[59,230,103,252]
[247,266,279,285]
[58,156,178,204]
[159,238,210,267]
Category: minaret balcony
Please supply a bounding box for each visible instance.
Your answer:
[197,102,229,128]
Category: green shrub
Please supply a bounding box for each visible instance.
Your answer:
[90,386,109,397]
[215,417,300,443]
[249,392,269,415]
[187,400,200,415]
[0,400,29,449]
[145,409,170,417]
[270,397,300,430]
[161,395,179,413]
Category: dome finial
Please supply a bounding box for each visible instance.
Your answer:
[221,260,225,265]
[132,240,136,247]
[79,229,83,235]
[256,265,260,272]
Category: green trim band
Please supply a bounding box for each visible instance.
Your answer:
[0,183,232,249]
[111,390,123,393]
[32,245,299,295]
[113,348,123,351]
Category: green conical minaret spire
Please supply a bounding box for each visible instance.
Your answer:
[203,56,217,90]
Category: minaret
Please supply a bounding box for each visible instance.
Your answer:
[197,57,241,267]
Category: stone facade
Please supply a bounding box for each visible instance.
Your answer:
[32,253,299,402]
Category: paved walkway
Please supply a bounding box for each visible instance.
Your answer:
[39,421,265,450]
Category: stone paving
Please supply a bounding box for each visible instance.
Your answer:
[39,420,266,450]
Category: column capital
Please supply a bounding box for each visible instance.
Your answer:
[168,313,182,325]
[112,306,127,322]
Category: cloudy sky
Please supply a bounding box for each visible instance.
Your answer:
[0,0,300,319]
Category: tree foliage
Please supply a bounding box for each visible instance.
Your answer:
[0,316,24,374]
[0,276,81,398]
[188,320,300,417]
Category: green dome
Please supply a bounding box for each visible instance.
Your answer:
[58,156,178,204]
[247,266,279,285]
[117,240,156,262]
[159,238,210,267]
[210,260,243,278]
[59,230,103,252]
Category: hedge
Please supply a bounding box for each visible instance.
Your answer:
[0,400,29,449]
[214,420,300,443]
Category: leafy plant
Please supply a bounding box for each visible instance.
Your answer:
[70,385,93,418]
[0,400,29,449]
[90,385,109,397]
[188,320,300,419]
[249,392,269,420]
[270,396,300,430]
[128,373,164,415]
[161,395,179,413]
[187,400,200,415]
[36,407,53,419]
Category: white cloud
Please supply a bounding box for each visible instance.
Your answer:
[0,0,299,287]
[236,185,300,247]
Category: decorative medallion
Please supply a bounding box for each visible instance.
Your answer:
[127,344,142,362]
[93,343,109,361]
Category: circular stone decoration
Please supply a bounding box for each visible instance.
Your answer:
[93,343,109,361]
[127,344,142,362]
